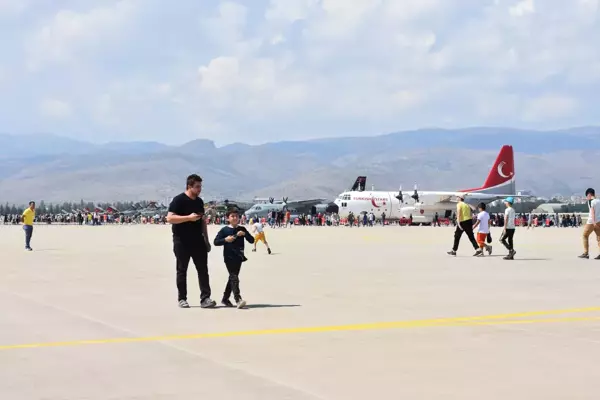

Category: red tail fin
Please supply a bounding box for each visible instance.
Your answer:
[461,145,515,194]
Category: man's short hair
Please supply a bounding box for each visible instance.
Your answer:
[226,207,239,217]
[478,202,486,210]
[186,174,202,189]
[585,188,595,197]
[29,201,35,206]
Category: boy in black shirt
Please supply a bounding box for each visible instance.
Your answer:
[167,174,216,309]
[214,208,255,309]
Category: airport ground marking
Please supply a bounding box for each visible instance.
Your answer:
[2,306,600,351]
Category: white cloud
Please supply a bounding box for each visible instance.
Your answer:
[265,0,318,24]
[198,57,240,94]
[509,0,535,17]
[523,94,578,121]
[26,1,138,70]
[0,0,28,17]
[0,0,598,144]
[40,98,72,119]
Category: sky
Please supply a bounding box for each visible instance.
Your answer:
[0,0,599,145]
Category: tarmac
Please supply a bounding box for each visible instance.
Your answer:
[1,223,600,399]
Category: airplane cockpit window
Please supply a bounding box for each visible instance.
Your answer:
[255,206,262,211]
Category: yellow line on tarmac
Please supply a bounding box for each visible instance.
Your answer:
[2,306,600,351]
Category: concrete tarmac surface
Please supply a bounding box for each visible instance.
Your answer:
[1,224,600,399]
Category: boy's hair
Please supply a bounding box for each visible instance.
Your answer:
[585,188,595,197]
[478,202,486,210]
[226,207,239,217]
[186,174,202,189]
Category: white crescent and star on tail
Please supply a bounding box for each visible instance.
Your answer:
[497,161,513,179]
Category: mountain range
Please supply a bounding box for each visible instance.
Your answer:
[1,127,599,204]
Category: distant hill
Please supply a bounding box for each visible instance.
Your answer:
[0,127,598,203]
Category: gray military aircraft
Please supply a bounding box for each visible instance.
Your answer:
[243,197,337,220]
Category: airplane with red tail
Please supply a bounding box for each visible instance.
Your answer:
[334,145,527,224]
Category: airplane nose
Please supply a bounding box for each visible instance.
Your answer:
[328,202,339,213]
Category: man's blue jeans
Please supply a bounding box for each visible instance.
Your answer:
[23,225,33,249]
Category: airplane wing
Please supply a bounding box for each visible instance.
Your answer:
[288,199,326,207]
[441,192,533,203]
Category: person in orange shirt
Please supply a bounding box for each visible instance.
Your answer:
[285,210,291,228]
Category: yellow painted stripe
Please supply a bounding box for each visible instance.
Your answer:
[2,306,600,351]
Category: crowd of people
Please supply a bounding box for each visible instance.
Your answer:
[5,176,600,307]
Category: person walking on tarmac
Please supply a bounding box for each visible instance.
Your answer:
[447,195,479,256]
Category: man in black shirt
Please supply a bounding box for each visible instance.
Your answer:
[167,174,216,308]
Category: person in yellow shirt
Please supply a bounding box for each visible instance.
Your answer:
[448,195,480,256]
[22,201,36,251]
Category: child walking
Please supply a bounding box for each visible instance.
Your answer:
[501,197,517,260]
[214,208,255,309]
[473,202,493,256]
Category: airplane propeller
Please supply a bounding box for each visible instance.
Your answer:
[411,183,419,203]
[282,196,288,204]
[269,197,274,204]
[395,185,404,202]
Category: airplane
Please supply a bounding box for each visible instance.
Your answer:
[243,197,333,220]
[333,145,526,225]
[139,201,168,217]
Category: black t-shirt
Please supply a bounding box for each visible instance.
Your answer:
[168,192,205,244]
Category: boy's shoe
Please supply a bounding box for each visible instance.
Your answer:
[595,255,600,260]
[178,300,190,308]
[474,249,483,257]
[447,250,456,256]
[236,299,247,309]
[486,245,492,255]
[578,253,589,259]
[200,298,217,308]
[251,249,256,252]
[267,248,272,254]
[221,299,234,308]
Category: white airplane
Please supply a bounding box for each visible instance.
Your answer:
[333,145,522,225]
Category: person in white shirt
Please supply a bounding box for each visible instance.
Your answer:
[251,221,271,254]
[472,202,492,257]
[579,188,600,260]
[501,197,516,260]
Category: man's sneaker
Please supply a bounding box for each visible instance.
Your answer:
[503,250,515,260]
[178,300,190,308]
[595,255,600,260]
[447,250,456,256]
[25,247,32,251]
[200,298,217,308]
[251,249,256,252]
[578,253,590,259]
[221,299,234,308]
[236,299,247,309]
[267,248,272,254]
[486,245,493,255]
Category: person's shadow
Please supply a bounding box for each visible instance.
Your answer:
[244,304,301,309]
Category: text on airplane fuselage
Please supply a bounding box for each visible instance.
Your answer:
[353,197,388,201]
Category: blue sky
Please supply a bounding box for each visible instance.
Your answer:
[0,0,598,145]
